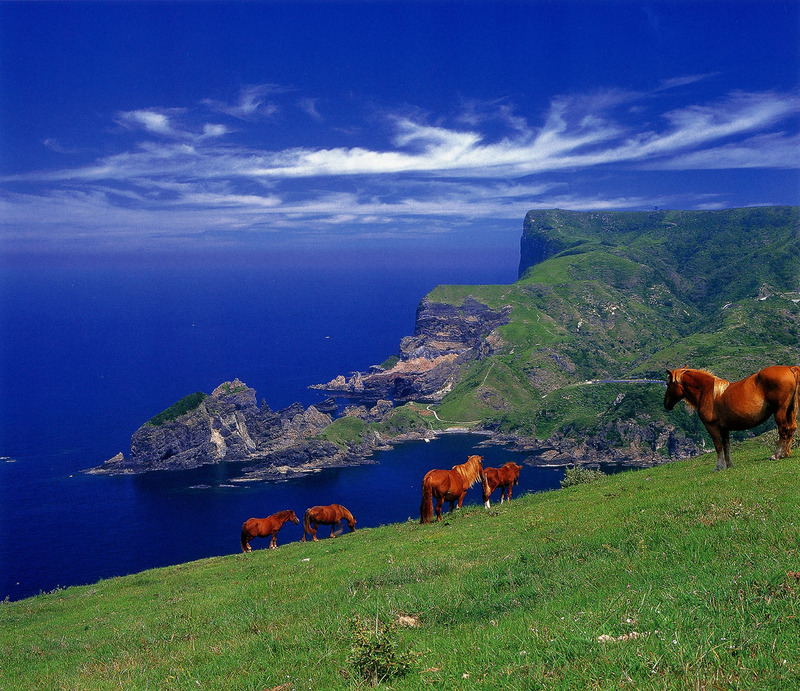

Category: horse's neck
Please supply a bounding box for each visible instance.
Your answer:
[684,370,728,406]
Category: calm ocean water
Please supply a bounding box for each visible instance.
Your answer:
[0,246,563,602]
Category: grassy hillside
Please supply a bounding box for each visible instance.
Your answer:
[3,436,798,690]
[422,208,800,449]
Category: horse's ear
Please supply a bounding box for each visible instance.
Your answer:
[665,369,672,381]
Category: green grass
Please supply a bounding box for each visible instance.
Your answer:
[3,436,799,690]
[316,415,369,448]
[145,392,207,427]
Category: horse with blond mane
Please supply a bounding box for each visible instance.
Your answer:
[664,365,800,471]
[420,454,488,524]
[302,504,356,542]
[241,509,300,552]
[482,462,522,508]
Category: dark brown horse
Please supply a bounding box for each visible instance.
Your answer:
[665,366,800,470]
[302,504,357,542]
[240,509,300,552]
[482,462,522,508]
[420,454,488,524]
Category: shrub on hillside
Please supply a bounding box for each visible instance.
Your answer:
[560,464,607,488]
[346,615,416,686]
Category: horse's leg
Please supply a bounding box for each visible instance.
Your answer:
[722,429,733,468]
[435,497,444,522]
[332,520,343,538]
[773,408,796,459]
[269,533,277,549]
[707,427,727,471]
[310,521,319,542]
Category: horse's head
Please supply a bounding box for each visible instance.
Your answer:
[288,510,300,525]
[664,369,685,410]
[510,462,522,484]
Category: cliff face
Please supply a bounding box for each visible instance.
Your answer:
[92,379,340,475]
[313,295,511,401]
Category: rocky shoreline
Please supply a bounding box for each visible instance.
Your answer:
[91,290,700,480]
[90,377,692,482]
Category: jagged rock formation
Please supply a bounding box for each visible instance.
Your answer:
[312,296,511,401]
[91,379,342,476]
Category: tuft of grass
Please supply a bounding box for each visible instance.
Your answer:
[2,436,799,689]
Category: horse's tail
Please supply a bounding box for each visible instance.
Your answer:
[790,366,800,422]
[420,477,433,524]
[303,508,312,537]
[240,524,249,553]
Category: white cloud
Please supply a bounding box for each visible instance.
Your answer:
[2,83,798,246]
[203,84,287,120]
[117,109,185,137]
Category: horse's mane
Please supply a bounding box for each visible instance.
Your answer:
[453,455,484,488]
[675,367,730,402]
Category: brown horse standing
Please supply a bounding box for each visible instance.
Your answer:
[420,454,488,524]
[483,462,522,508]
[241,509,300,552]
[665,366,800,471]
[302,504,356,542]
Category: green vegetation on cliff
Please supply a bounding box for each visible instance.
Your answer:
[422,207,799,451]
[3,437,798,689]
[145,392,207,427]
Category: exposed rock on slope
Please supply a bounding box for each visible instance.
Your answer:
[91,379,342,476]
[313,296,511,401]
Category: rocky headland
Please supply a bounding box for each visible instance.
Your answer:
[91,380,350,479]
[312,295,512,402]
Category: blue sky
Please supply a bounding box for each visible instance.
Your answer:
[1,1,798,256]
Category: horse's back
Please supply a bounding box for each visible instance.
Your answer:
[423,468,458,491]
[242,517,267,536]
[756,365,800,392]
[735,366,798,402]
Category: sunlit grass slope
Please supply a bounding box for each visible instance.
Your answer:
[2,436,798,690]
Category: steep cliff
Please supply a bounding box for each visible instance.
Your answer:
[313,295,511,401]
[315,206,799,467]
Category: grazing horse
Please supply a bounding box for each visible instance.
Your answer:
[420,454,488,524]
[240,509,300,552]
[302,504,357,542]
[482,462,522,508]
[664,366,800,471]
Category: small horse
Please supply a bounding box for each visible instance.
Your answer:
[482,462,522,508]
[420,454,488,524]
[665,366,800,471]
[241,509,300,552]
[302,504,357,542]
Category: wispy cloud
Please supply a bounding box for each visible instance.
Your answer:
[116,109,231,142]
[2,82,798,246]
[202,84,288,120]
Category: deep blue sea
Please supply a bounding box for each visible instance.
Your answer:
[0,245,568,602]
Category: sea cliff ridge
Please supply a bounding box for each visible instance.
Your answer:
[93,207,800,478]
